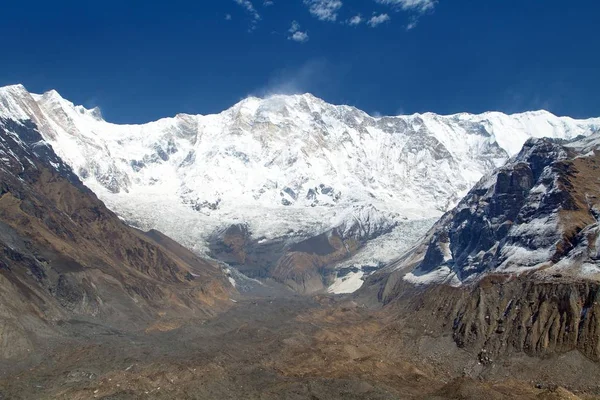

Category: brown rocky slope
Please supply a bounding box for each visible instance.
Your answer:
[0,118,232,360]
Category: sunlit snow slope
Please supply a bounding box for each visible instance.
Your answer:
[1,84,599,292]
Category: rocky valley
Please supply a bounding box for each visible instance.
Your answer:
[1,85,600,399]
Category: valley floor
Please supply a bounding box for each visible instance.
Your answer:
[0,289,597,400]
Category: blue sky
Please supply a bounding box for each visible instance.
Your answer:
[1,0,598,123]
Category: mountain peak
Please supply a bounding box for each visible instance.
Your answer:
[230,92,322,112]
[40,88,64,101]
[0,83,28,94]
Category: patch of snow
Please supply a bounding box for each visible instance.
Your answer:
[333,217,437,271]
[224,268,237,287]
[498,246,553,273]
[581,263,600,276]
[327,270,365,294]
[404,266,461,287]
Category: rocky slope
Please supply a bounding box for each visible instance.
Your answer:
[0,117,232,360]
[1,84,599,294]
[361,131,600,364]
[380,132,600,289]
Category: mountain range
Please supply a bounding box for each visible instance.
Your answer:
[3,84,600,398]
[1,84,599,294]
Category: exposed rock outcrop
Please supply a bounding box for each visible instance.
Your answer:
[270,230,361,294]
[379,275,600,363]
[210,225,361,294]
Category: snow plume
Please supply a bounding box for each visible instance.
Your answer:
[250,59,332,96]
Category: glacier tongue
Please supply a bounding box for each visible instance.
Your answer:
[1,84,599,292]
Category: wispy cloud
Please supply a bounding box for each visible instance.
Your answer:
[288,21,309,42]
[374,0,436,30]
[252,59,335,96]
[233,0,261,30]
[231,0,434,37]
[367,13,390,27]
[303,0,343,22]
[347,14,363,25]
[374,0,436,13]
[289,20,301,32]
[502,81,566,115]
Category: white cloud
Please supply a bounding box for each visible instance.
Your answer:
[406,17,418,30]
[347,14,363,25]
[233,0,261,30]
[290,31,310,42]
[374,0,436,13]
[303,0,343,22]
[288,20,309,42]
[374,0,435,30]
[225,14,232,20]
[367,13,390,27]
[234,0,260,18]
[263,0,274,5]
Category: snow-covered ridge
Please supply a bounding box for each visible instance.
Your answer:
[403,132,600,287]
[1,84,599,291]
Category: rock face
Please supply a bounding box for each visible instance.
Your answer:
[0,117,232,359]
[209,223,287,279]
[1,84,599,293]
[209,224,362,293]
[377,276,600,363]
[452,277,600,361]
[271,230,361,293]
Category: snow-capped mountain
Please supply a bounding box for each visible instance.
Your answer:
[380,131,600,290]
[359,132,600,369]
[1,84,599,292]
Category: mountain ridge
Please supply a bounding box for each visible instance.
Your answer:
[3,83,597,124]
[365,131,600,303]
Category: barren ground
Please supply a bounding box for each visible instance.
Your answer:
[0,287,596,400]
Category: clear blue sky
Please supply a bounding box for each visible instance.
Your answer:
[1,0,598,123]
